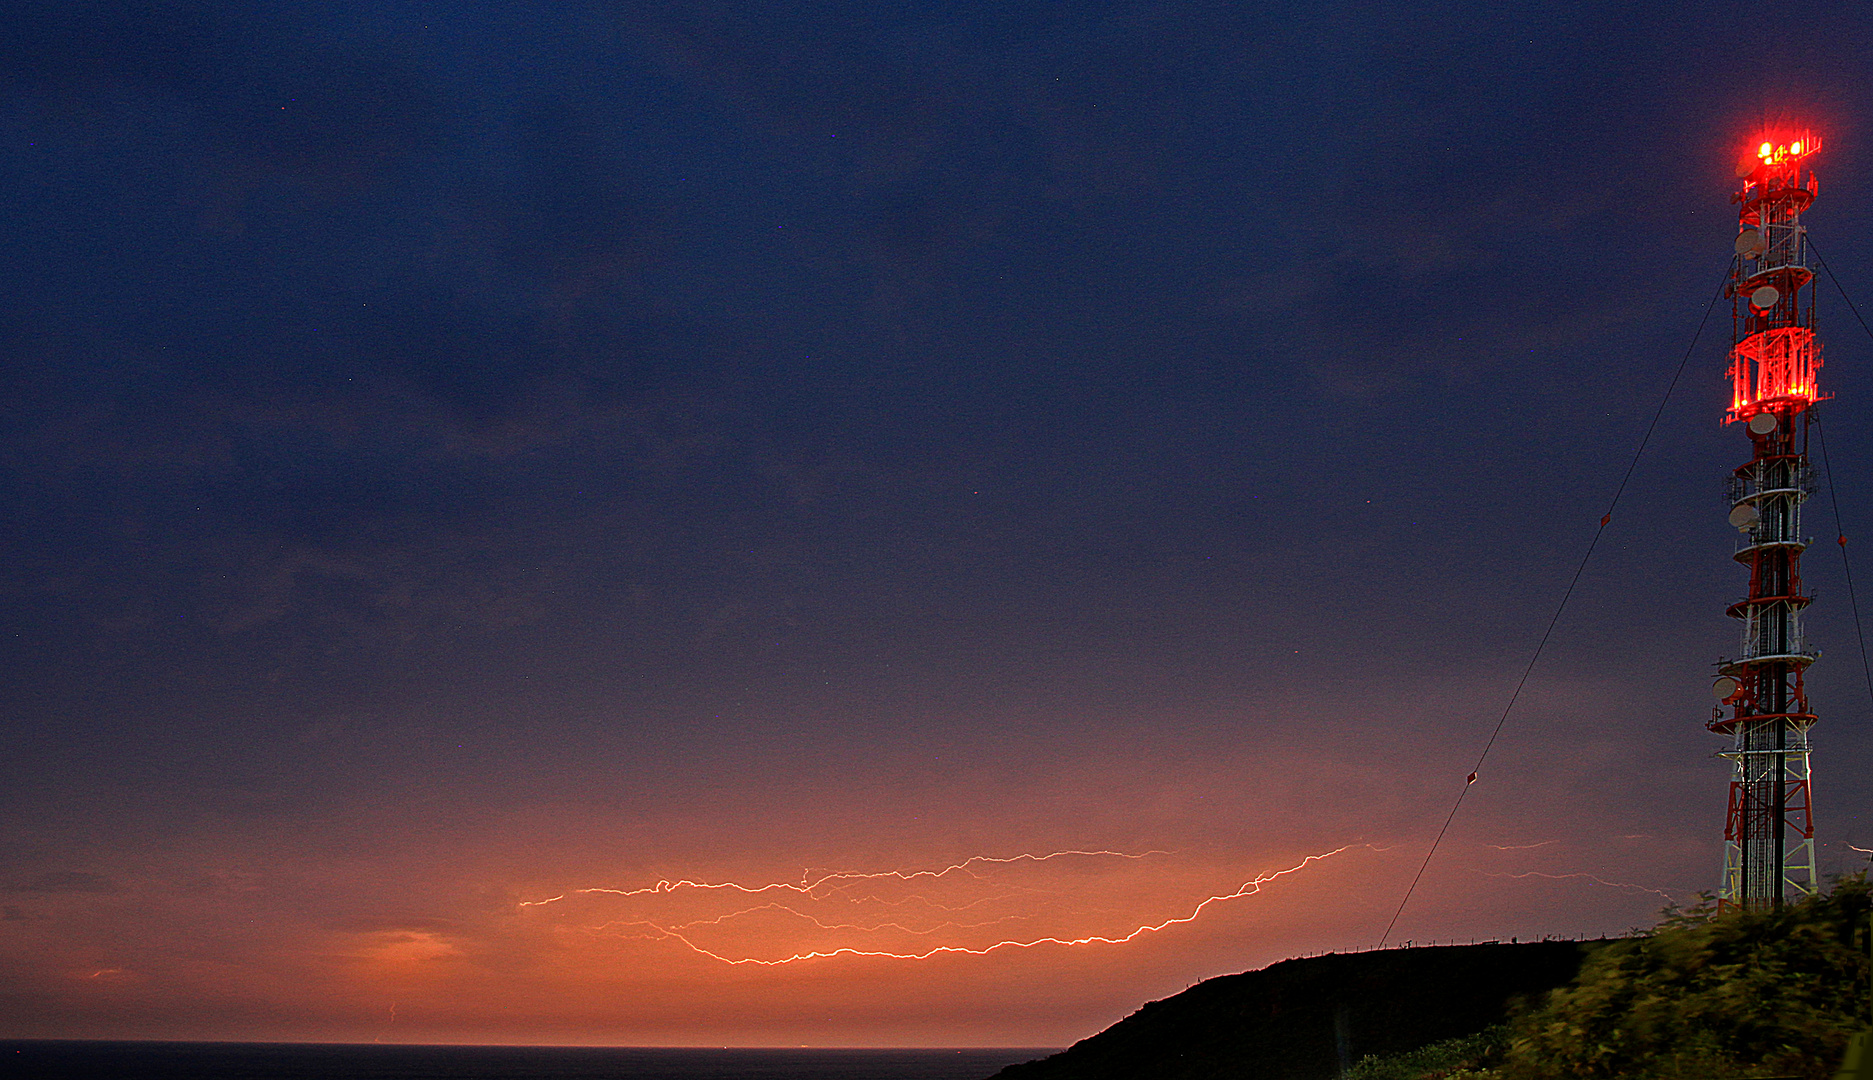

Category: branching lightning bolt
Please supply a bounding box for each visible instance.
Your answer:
[519,849,1171,908]
[609,904,1039,935]
[521,844,1372,965]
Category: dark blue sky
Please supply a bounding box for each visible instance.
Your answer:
[3,0,1873,1046]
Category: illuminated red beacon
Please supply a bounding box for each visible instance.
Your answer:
[1710,132,1825,910]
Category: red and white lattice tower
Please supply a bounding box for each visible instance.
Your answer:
[1711,133,1827,910]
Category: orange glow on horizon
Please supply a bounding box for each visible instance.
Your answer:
[0,709,1713,1046]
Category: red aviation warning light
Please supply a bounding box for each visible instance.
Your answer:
[1711,130,1826,911]
[1727,132,1826,424]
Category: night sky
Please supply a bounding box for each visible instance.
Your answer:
[4,0,1873,1049]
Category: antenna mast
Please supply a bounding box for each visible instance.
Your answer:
[1711,133,1826,910]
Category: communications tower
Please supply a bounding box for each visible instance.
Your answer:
[1711,133,1826,909]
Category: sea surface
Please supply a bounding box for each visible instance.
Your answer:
[0,1042,1053,1079]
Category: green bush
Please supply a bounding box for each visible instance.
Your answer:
[1346,1026,1508,1080]
[1347,877,1873,1080]
[1503,877,1870,1080]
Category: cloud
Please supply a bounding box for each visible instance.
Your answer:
[0,2,441,189]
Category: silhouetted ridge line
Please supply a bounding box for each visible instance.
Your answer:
[986,940,1593,1080]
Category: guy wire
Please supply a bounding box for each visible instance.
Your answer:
[1378,263,1731,948]
[1805,234,1873,718]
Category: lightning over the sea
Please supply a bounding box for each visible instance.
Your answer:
[519,845,1376,965]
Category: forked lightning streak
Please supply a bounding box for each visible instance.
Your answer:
[524,844,1373,965]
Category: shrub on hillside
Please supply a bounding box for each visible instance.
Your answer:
[1346,1026,1506,1080]
[1502,876,1869,1080]
[1348,876,1873,1080]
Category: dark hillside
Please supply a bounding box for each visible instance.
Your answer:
[990,941,1593,1080]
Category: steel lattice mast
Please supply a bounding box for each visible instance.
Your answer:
[1711,133,1826,910]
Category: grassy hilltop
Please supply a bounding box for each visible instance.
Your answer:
[991,877,1873,1080]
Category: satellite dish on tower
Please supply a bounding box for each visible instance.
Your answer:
[1736,157,1757,178]
[1751,285,1781,310]
[1713,676,1739,700]
[1749,412,1778,435]
[1730,503,1762,530]
[1735,229,1766,257]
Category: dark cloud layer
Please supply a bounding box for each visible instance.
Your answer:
[3,0,1873,1045]
[0,1,439,185]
